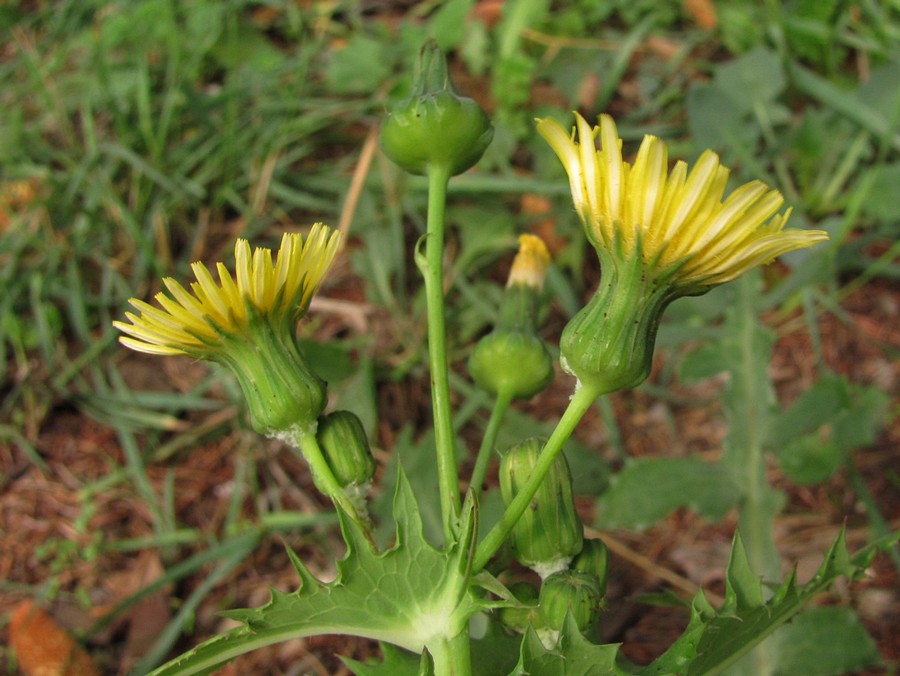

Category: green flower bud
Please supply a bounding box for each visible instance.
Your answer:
[498,581,540,635]
[316,410,376,488]
[500,438,583,577]
[469,331,553,400]
[572,538,610,598]
[469,235,553,399]
[380,41,493,176]
[538,570,603,639]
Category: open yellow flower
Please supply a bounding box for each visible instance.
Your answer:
[114,224,341,434]
[537,113,828,395]
[115,224,341,357]
[537,113,828,289]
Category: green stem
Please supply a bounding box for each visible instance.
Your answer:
[428,630,472,676]
[473,383,601,571]
[469,390,512,498]
[422,163,461,545]
[729,274,781,676]
[733,275,781,586]
[286,426,373,539]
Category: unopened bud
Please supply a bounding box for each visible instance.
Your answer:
[538,570,603,639]
[498,581,540,635]
[468,235,553,400]
[380,41,493,176]
[500,439,583,577]
[316,410,376,489]
[571,538,610,598]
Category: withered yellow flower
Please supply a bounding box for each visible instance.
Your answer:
[537,113,827,289]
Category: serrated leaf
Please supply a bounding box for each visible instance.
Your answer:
[723,532,763,613]
[636,591,714,675]
[645,529,872,675]
[513,613,622,676]
[596,457,739,530]
[149,469,481,675]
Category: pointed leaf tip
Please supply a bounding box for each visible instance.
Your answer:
[392,464,427,553]
[285,543,321,590]
[724,530,763,612]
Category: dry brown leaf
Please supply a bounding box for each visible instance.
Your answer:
[9,601,100,676]
[684,0,718,29]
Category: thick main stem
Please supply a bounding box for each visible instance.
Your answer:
[473,383,601,571]
[428,630,472,676]
[729,273,781,675]
[732,275,781,585]
[423,164,461,545]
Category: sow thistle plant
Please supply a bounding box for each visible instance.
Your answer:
[115,43,884,676]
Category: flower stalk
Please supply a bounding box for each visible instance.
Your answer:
[421,163,463,544]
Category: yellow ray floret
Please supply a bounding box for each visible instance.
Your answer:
[536,113,828,287]
[507,234,551,290]
[114,224,341,356]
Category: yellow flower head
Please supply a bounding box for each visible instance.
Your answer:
[536,113,828,289]
[114,224,341,357]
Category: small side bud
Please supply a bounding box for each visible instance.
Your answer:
[498,581,540,635]
[500,438,583,577]
[538,570,603,645]
[571,538,610,598]
[316,410,376,489]
[380,41,493,176]
[468,235,553,400]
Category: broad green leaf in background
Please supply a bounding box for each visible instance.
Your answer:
[326,35,392,95]
[769,372,890,484]
[686,76,756,154]
[687,46,789,157]
[771,606,881,675]
[861,162,900,222]
[595,457,739,530]
[428,0,475,50]
[713,46,785,115]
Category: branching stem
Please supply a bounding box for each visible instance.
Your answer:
[473,383,601,571]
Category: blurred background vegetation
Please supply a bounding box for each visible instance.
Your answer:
[1,1,898,674]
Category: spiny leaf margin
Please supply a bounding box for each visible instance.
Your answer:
[149,467,480,676]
